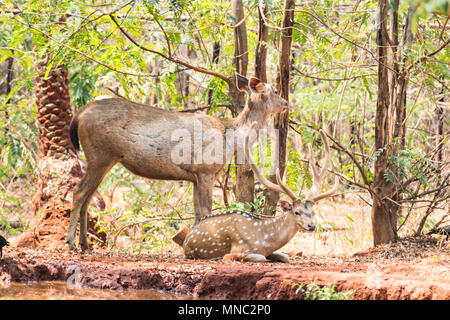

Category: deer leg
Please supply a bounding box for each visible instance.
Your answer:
[244,253,268,262]
[193,182,201,222]
[193,173,214,220]
[79,164,112,251]
[67,163,111,251]
[267,251,290,263]
[225,244,268,262]
[78,194,93,251]
[67,199,81,251]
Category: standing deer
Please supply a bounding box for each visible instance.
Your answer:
[67,74,287,251]
[180,128,338,263]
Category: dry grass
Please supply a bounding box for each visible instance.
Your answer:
[285,196,449,258]
[284,196,374,257]
[111,180,449,259]
[2,175,448,259]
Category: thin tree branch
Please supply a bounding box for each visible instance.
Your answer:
[288,122,381,203]
[407,38,450,71]
[223,2,257,29]
[177,103,231,113]
[109,14,231,84]
[11,17,159,77]
[322,130,370,187]
[295,9,376,58]
[153,16,173,58]
[293,65,376,81]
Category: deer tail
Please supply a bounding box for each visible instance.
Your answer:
[69,113,80,152]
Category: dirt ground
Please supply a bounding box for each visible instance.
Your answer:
[1,186,449,300]
[1,236,449,300]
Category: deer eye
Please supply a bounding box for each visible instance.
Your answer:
[294,210,300,215]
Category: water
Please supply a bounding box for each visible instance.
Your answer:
[0,281,194,300]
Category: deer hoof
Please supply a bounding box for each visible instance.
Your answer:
[68,244,78,252]
[79,241,89,252]
[267,251,290,263]
[66,239,78,252]
[244,253,268,263]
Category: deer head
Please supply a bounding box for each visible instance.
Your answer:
[236,73,288,117]
[245,125,338,232]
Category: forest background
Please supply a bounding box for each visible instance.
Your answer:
[0,0,448,254]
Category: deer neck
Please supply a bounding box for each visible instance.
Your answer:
[260,213,299,252]
[218,98,269,163]
[229,99,268,132]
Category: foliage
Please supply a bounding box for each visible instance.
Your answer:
[93,166,193,253]
[0,0,448,248]
[293,282,354,300]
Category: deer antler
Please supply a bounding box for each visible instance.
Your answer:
[245,123,298,201]
[305,130,339,203]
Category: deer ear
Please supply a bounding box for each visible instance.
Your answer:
[236,73,249,92]
[249,77,265,93]
[278,199,292,212]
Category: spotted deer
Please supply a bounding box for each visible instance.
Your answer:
[67,74,287,251]
[180,127,338,263]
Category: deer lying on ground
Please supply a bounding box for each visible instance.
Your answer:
[180,128,338,263]
[67,74,287,251]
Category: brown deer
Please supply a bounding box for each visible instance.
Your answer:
[67,74,287,251]
[180,127,338,263]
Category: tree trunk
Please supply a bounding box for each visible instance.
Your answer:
[371,0,416,246]
[372,0,396,245]
[231,0,254,205]
[372,0,395,245]
[264,0,295,215]
[182,71,190,108]
[207,41,221,108]
[2,57,13,136]
[232,0,248,85]
[230,0,248,115]
[35,64,74,160]
[255,1,268,82]
[178,43,191,109]
[148,57,162,106]
[433,82,445,169]
[16,58,105,250]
